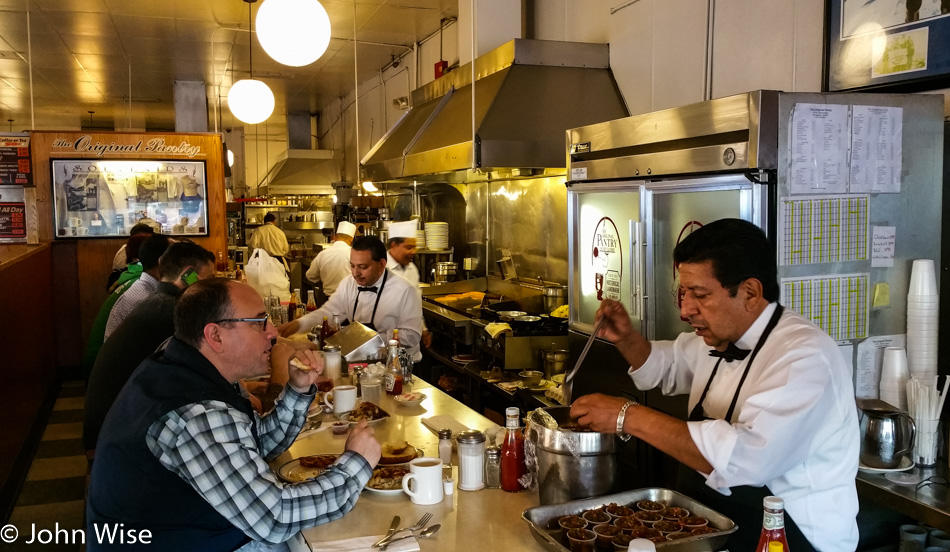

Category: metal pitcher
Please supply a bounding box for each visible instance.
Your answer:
[859,407,916,469]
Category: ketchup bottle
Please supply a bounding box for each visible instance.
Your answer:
[756,496,790,552]
[500,407,526,492]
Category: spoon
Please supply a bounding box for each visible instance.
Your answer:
[379,524,441,550]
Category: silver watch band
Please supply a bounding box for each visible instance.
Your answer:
[616,400,636,441]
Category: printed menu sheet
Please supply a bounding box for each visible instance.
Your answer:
[780,195,868,265]
[789,103,850,195]
[850,106,903,194]
[781,273,869,341]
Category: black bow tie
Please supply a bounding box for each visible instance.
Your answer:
[709,342,750,362]
[357,286,378,293]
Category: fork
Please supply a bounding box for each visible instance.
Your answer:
[372,513,432,548]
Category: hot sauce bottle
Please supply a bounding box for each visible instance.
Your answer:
[500,407,526,492]
[756,496,790,552]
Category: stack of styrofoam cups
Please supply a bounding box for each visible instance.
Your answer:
[880,346,910,411]
[907,259,939,379]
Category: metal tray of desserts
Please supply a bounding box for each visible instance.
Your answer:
[522,488,737,552]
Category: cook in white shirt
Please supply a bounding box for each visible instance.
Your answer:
[279,236,423,361]
[386,220,431,354]
[571,219,859,551]
[306,221,356,297]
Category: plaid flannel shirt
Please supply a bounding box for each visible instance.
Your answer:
[146,385,372,544]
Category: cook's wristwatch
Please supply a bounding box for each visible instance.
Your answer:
[616,400,637,441]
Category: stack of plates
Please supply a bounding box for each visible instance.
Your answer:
[907,260,938,378]
[415,229,426,249]
[425,222,449,250]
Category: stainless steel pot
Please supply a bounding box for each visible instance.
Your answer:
[541,348,570,379]
[542,284,567,314]
[431,262,458,285]
[860,407,916,469]
[526,406,617,505]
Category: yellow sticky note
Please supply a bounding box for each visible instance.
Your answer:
[872,282,890,307]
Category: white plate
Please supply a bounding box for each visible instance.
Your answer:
[338,411,390,426]
[858,456,914,473]
[522,380,556,393]
[364,485,405,495]
[277,455,339,483]
[393,392,427,406]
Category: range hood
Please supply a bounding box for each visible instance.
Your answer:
[361,39,628,183]
[263,149,341,195]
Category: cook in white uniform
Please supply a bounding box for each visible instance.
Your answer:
[248,213,289,261]
[306,221,356,297]
[386,220,431,357]
[279,236,423,361]
[570,219,859,551]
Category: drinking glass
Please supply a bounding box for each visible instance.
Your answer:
[360,374,382,405]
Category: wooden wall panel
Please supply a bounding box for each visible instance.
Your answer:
[30,131,228,354]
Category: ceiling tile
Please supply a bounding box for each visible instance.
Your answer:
[41,10,116,36]
[31,0,108,13]
[60,33,124,55]
[112,14,176,39]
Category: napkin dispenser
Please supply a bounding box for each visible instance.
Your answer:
[325,321,386,361]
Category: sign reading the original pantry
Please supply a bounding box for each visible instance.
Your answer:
[50,135,205,158]
[0,135,32,186]
[590,217,623,301]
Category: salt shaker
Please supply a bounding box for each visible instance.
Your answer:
[438,428,453,466]
[323,344,342,382]
[484,445,501,488]
[456,429,486,491]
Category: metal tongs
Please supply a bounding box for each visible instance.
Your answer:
[562,317,604,405]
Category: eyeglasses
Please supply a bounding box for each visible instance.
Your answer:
[215,313,270,330]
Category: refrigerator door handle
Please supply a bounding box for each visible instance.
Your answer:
[629,220,644,322]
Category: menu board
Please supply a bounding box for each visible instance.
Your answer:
[0,135,32,186]
[0,201,26,240]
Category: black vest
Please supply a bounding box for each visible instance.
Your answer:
[86,338,255,551]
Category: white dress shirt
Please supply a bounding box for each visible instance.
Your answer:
[294,269,423,361]
[306,241,352,296]
[104,272,159,339]
[248,223,289,258]
[631,303,859,551]
[387,252,428,343]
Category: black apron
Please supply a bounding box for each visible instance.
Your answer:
[677,305,813,551]
[343,269,389,331]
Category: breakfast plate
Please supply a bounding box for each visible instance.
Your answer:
[522,380,556,393]
[337,402,390,426]
[277,454,339,483]
[365,465,410,494]
[857,456,914,473]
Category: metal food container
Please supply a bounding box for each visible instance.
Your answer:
[324,321,385,361]
[522,488,737,552]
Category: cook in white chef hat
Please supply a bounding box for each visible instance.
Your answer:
[388,220,418,240]
[336,220,357,237]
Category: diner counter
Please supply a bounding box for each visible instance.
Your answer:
[271,377,547,551]
[857,463,950,531]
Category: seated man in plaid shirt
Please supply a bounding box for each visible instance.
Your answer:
[87,278,381,551]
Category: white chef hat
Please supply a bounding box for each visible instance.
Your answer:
[336,221,357,237]
[388,220,418,240]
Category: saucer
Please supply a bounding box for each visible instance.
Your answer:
[858,456,914,473]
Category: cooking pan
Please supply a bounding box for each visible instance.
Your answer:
[510,315,541,330]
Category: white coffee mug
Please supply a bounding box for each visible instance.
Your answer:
[324,385,357,414]
[78,227,90,236]
[402,457,444,505]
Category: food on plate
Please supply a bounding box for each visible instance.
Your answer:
[605,503,634,518]
[550,304,569,318]
[613,516,643,532]
[689,526,717,535]
[367,466,410,490]
[630,527,662,540]
[592,523,623,548]
[582,509,610,524]
[634,511,662,524]
[636,499,666,512]
[379,441,418,464]
[681,515,709,528]
[661,506,690,520]
[298,454,338,470]
[653,520,683,534]
[558,515,588,531]
[346,401,389,422]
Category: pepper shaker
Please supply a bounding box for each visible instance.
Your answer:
[438,428,453,466]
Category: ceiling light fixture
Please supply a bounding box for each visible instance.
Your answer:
[256,0,331,67]
[362,181,378,192]
[228,0,275,125]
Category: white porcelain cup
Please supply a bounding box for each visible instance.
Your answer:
[324,385,357,414]
[78,227,90,235]
[909,260,938,296]
[67,216,82,227]
[402,457,444,505]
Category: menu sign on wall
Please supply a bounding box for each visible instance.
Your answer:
[0,201,27,240]
[0,135,32,186]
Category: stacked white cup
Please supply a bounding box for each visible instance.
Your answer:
[907,259,939,379]
[880,346,909,411]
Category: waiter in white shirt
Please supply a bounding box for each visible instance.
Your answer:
[386,220,432,354]
[570,219,859,551]
[306,221,356,298]
[278,236,423,361]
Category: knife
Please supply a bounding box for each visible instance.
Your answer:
[372,516,400,548]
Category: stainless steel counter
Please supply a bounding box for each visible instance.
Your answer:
[857,463,950,531]
[271,378,546,551]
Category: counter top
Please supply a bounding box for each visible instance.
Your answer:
[272,378,546,551]
[857,463,950,531]
[0,242,50,272]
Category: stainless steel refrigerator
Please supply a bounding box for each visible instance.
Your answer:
[562,90,944,488]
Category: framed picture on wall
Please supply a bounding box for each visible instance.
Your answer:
[50,159,208,238]
[825,0,950,91]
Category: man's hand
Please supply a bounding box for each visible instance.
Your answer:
[422,330,432,348]
[595,299,652,370]
[570,393,630,434]
[345,421,381,467]
[277,320,300,338]
[286,349,324,393]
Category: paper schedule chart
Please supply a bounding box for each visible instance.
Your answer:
[781,273,868,341]
[781,195,868,265]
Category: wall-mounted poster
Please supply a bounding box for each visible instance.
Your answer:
[51,159,208,238]
[826,0,950,91]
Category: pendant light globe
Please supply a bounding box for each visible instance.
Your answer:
[256,0,331,67]
[228,78,275,124]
